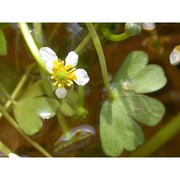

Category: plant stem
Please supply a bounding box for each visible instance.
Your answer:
[129,113,180,157]
[74,33,91,54]
[33,23,43,48]
[48,23,61,44]
[78,86,85,107]
[19,23,46,71]
[32,23,54,97]
[0,82,17,105]
[0,104,52,157]
[86,23,114,98]
[0,141,19,157]
[15,29,21,73]
[100,25,129,42]
[57,111,69,134]
[0,63,36,119]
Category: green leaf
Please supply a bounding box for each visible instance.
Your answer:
[0,29,7,56]
[113,51,148,82]
[100,99,144,157]
[125,95,165,126]
[113,51,167,93]
[21,80,46,99]
[119,94,165,126]
[130,65,167,93]
[14,97,59,135]
[99,51,167,156]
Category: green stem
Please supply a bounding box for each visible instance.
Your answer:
[129,113,180,157]
[0,104,52,157]
[100,25,129,42]
[78,86,85,107]
[19,23,46,71]
[0,82,17,105]
[0,63,36,119]
[0,141,19,157]
[48,23,61,44]
[57,111,69,134]
[33,23,43,48]
[15,30,21,73]
[74,33,91,54]
[32,23,54,97]
[86,23,114,98]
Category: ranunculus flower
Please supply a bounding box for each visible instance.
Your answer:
[40,47,90,98]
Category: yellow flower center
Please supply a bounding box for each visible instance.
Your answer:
[51,60,77,88]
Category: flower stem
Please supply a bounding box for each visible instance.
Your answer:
[19,23,46,71]
[74,33,91,54]
[57,111,70,135]
[129,113,180,157]
[86,23,114,98]
[0,104,52,157]
[32,23,54,97]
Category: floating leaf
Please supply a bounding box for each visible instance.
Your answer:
[121,95,165,126]
[100,51,167,156]
[114,51,167,93]
[112,84,166,126]
[0,29,7,56]
[14,97,59,135]
[100,98,144,157]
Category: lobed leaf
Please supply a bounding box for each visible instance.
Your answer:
[100,99,144,157]
[14,97,59,135]
[113,51,167,93]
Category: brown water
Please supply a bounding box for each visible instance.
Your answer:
[0,23,180,157]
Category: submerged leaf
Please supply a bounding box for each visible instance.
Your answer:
[0,29,7,56]
[14,97,59,135]
[21,80,46,99]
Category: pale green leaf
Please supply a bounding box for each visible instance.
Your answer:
[130,95,165,126]
[113,51,148,82]
[100,99,144,157]
[14,97,59,135]
[113,51,167,93]
[112,84,165,126]
[130,65,167,93]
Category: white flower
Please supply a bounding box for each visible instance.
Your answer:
[39,47,90,99]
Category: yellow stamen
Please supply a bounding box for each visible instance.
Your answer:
[50,59,77,88]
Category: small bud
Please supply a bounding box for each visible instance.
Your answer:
[125,23,142,36]
[169,45,180,65]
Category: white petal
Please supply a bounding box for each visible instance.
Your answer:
[74,69,90,86]
[40,47,58,73]
[65,51,78,67]
[55,87,67,99]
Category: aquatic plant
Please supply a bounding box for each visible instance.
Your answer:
[1,23,179,157]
